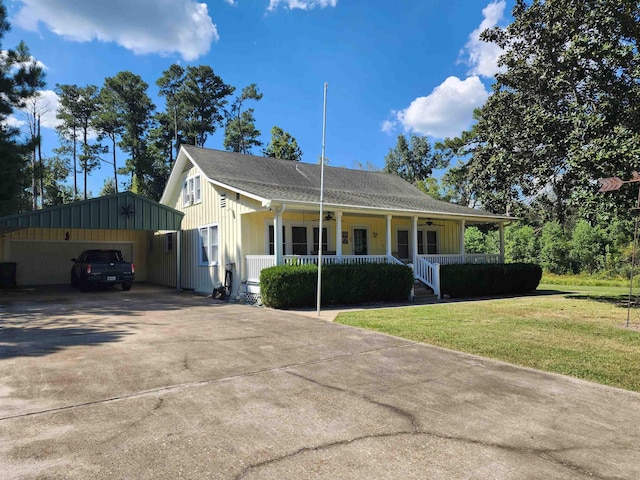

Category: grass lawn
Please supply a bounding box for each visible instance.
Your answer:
[335,283,640,392]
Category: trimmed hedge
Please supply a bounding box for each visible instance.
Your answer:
[260,263,414,309]
[440,263,542,298]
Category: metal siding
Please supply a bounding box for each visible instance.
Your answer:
[1,228,148,286]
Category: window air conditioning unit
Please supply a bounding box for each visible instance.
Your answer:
[186,194,194,205]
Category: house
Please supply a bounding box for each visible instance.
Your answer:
[152,145,512,299]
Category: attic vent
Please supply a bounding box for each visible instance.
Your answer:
[220,192,227,208]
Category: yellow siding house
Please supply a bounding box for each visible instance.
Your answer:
[156,146,512,299]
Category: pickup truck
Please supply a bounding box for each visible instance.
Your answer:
[70,249,135,292]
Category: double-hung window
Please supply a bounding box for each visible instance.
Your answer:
[182,176,201,206]
[199,224,219,266]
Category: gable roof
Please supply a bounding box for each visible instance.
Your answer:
[0,192,184,234]
[163,145,511,222]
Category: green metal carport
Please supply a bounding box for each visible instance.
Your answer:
[0,192,183,289]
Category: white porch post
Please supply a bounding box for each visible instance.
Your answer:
[460,219,466,263]
[386,215,392,258]
[412,216,418,266]
[336,211,343,260]
[274,207,284,266]
[499,222,505,263]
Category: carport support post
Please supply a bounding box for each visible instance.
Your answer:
[176,230,182,291]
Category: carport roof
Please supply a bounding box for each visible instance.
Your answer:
[0,192,184,234]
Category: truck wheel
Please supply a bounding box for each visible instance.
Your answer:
[122,283,132,291]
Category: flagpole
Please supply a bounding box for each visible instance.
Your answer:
[317,83,328,316]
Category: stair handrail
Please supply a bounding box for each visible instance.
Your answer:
[413,256,440,299]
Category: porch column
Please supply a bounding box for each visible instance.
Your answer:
[274,207,283,266]
[499,222,505,263]
[412,216,418,266]
[460,219,466,263]
[386,215,392,258]
[336,211,343,259]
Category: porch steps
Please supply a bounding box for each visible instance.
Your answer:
[413,280,438,303]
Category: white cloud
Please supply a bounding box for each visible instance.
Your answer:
[267,0,337,11]
[395,76,489,139]
[463,0,507,78]
[13,0,218,61]
[381,119,396,134]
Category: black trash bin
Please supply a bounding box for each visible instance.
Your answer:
[0,262,17,288]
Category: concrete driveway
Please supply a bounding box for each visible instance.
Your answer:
[1,284,639,479]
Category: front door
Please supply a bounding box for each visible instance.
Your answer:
[353,228,368,255]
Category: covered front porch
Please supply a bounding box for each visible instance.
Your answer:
[241,207,509,299]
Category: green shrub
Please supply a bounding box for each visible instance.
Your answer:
[260,263,414,309]
[440,263,542,298]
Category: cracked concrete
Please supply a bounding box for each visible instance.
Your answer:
[1,284,640,479]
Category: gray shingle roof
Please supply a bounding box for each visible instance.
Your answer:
[182,145,507,220]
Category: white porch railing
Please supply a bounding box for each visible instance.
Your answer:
[422,254,502,265]
[413,256,440,299]
[245,254,503,297]
[245,255,400,282]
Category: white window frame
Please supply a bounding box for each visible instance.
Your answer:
[198,223,219,266]
[182,175,202,207]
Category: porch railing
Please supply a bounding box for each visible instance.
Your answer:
[422,254,502,265]
[245,254,401,282]
[413,256,440,299]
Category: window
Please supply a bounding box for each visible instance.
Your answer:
[292,226,308,255]
[268,226,285,255]
[397,230,409,259]
[165,233,174,253]
[418,230,438,255]
[199,224,219,265]
[182,176,201,206]
[313,227,328,253]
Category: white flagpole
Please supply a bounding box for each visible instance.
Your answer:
[317,83,328,316]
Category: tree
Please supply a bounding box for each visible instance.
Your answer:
[539,221,571,274]
[181,65,234,147]
[156,64,186,162]
[383,134,446,186]
[263,126,303,161]
[462,0,640,224]
[55,85,81,198]
[24,91,50,209]
[224,83,263,154]
[102,71,155,196]
[570,220,606,274]
[505,223,538,264]
[0,12,46,215]
[94,85,124,193]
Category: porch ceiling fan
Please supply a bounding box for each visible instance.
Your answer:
[312,211,335,221]
[419,218,444,227]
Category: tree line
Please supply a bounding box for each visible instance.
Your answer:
[379,0,640,279]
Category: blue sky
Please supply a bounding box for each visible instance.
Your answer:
[4,0,512,195]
